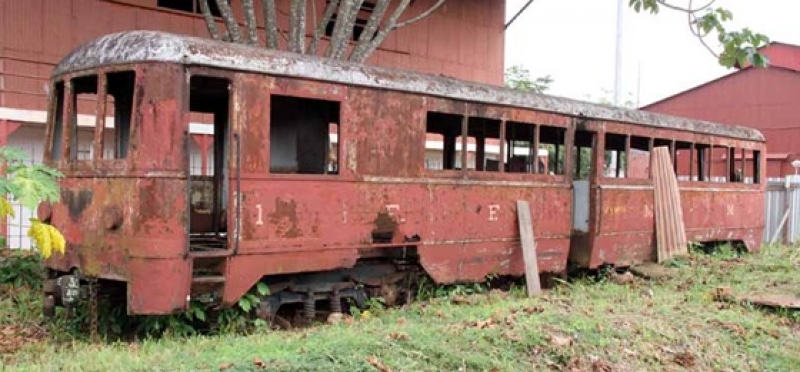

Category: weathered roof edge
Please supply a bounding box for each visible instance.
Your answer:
[53,31,764,142]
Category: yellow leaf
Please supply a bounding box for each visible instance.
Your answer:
[0,198,14,219]
[48,225,66,255]
[28,220,52,259]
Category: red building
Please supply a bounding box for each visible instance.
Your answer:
[643,42,800,178]
[0,0,506,247]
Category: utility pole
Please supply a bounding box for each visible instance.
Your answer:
[614,0,624,106]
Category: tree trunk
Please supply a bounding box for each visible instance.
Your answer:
[350,0,446,63]
[348,0,390,61]
[198,0,223,41]
[242,0,259,45]
[261,0,279,49]
[288,0,307,53]
[308,0,340,55]
[325,0,365,60]
[215,0,242,44]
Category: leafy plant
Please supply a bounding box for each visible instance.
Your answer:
[0,251,43,287]
[504,65,553,94]
[0,147,65,258]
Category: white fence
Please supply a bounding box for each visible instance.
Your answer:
[764,176,800,245]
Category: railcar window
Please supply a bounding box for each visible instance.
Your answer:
[695,144,711,181]
[104,71,135,159]
[752,150,761,184]
[466,117,501,172]
[628,136,651,179]
[539,125,566,175]
[603,133,627,178]
[573,130,595,180]
[675,141,693,181]
[505,121,542,173]
[50,82,65,161]
[425,112,464,171]
[710,145,728,182]
[70,75,99,161]
[269,95,340,175]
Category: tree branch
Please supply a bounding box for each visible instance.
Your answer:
[288,0,307,53]
[394,0,446,29]
[215,0,242,43]
[348,0,391,61]
[308,0,340,54]
[242,0,259,45]
[655,0,716,14]
[325,0,365,59]
[348,0,412,63]
[261,0,279,49]
[198,0,223,41]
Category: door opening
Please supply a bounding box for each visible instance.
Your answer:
[188,75,230,251]
[572,129,595,233]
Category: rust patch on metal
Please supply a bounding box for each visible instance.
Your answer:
[62,189,93,221]
[371,211,398,243]
[268,198,303,239]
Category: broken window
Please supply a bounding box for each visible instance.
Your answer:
[103,71,135,159]
[425,112,463,171]
[603,133,627,178]
[752,150,761,184]
[540,125,566,175]
[674,141,693,181]
[270,95,340,174]
[466,117,502,172]
[628,136,651,179]
[504,121,539,174]
[711,145,728,182]
[695,144,711,182]
[50,81,65,161]
[572,130,595,180]
[70,75,99,161]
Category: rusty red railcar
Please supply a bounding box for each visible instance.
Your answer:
[40,31,765,318]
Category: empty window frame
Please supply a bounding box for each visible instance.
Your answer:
[573,130,595,180]
[70,75,99,161]
[710,145,728,182]
[425,112,463,171]
[104,71,135,159]
[695,144,711,181]
[466,117,502,172]
[628,136,652,179]
[603,133,627,178]
[50,81,66,161]
[732,148,759,184]
[540,125,566,175]
[270,95,340,175]
[675,141,693,181]
[751,150,761,184]
[505,121,540,174]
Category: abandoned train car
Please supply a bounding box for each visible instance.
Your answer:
[40,31,765,317]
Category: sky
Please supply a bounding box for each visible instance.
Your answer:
[504,0,800,107]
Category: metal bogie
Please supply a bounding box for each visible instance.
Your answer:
[40,31,766,320]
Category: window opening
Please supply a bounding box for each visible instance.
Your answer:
[50,82,65,161]
[695,144,710,181]
[604,133,627,178]
[505,121,540,173]
[675,141,693,181]
[103,71,135,159]
[628,136,651,179]
[70,75,99,161]
[158,0,222,17]
[466,117,502,172]
[539,125,566,175]
[425,112,463,171]
[709,145,728,182]
[573,130,595,180]
[752,150,761,184]
[188,75,230,250]
[270,95,340,175]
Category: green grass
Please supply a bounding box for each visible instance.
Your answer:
[4,244,800,371]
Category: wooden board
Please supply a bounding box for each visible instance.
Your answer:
[516,200,541,296]
[651,147,688,262]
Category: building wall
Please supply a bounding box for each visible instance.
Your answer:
[1,0,505,115]
[644,67,800,177]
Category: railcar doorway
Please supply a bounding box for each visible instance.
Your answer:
[187,75,232,252]
[572,129,596,235]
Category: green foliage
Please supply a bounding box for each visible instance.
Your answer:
[0,147,63,211]
[628,0,770,69]
[504,65,553,93]
[0,251,43,287]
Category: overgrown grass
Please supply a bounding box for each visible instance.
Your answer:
[3,244,800,371]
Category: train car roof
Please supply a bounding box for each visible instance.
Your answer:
[54,31,764,142]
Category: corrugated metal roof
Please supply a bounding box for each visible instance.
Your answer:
[53,31,765,142]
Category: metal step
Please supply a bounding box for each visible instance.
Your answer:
[191,275,226,284]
